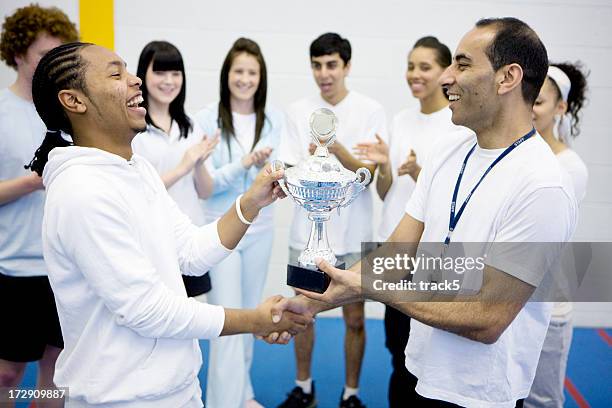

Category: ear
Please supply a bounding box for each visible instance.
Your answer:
[58,90,87,114]
[555,99,568,116]
[344,60,352,76]
[14,53,24,68]
[497,63,523,96]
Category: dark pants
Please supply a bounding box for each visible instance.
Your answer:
[413,394,524,407]
[384,304,418,407]
[384,305,524,408]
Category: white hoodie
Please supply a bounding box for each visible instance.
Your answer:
[42,146,231,407]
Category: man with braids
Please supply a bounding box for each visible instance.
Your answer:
[26,42,311,407]
[0,5,77,407]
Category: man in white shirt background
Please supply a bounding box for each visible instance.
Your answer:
[278,32,388,408]
[0,5,78,407]
[271,17,577,408]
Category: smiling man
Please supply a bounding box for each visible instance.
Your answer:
[272,18,577,408]
[25,42,311,408]
[278,32,388,408]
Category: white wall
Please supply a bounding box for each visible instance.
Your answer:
[2,0,611,326]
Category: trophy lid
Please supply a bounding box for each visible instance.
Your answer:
[309,108,337,147]
[285,108,358,185]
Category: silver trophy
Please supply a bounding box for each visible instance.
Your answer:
[273,108,371,293]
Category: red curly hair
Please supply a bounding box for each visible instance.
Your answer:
[1,3,78,69]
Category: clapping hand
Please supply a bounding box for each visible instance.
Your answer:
[353,134,389,164]
[308,140,346,156]
[242,147,273,169]
[397,149,420,180]
[180,130,220,173]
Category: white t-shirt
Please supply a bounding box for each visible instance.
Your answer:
[0,88,47,277]
[232,112,256,153]
[377,106,470,241]
[557,148,588,204]
[132,119,207,226]
[553,148,589,319]
[279,91,388,255]
[404,132,576,407]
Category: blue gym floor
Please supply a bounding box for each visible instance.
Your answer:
[16,318,612,407]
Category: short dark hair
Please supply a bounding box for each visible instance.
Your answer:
[1,4,78,69]
[26,42,92,176]
[476,17,548,105]
[137,41,192,139]
[310,33,351,65]
[413,36,452,68]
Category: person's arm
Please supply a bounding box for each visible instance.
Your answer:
[168,162,285,274]
[221,295,311,339]
[206,156,251,195]
[332,106,389,182]
[353,134,393,199]
[193,160,214,199]
[57,179,304,341]
[0,172,44,205]
[269,214,531,344]
[162,134,219,190]
[292,258,535,344]
[397,150,420,181]
[375,162,393,200]
[280,186,574,344]
[327,140,377,179]
[215,165,284,249]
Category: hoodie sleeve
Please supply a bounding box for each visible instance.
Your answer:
[56,185,226,340]
[161,190,232,276]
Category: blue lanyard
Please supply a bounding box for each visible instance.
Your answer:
[444,128,536,246]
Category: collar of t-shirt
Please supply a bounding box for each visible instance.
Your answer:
[316,90,353,111]
[415,105,450,123]
[232,112,256,153]
[147,120,181,143]
[455,143,505,206]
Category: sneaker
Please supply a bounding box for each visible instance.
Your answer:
[277,383,317,408]
[339,394,366,408]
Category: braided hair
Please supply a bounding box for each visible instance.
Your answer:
[25,42,92,176]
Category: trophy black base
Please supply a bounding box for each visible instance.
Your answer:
[287,261,345,294]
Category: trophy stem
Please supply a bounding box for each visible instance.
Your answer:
[298,212,337,267]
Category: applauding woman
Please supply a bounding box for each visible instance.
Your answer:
[195,38,282,408]
[132,41,219,297]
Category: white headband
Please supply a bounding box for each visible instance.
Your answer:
[547,66,571,102]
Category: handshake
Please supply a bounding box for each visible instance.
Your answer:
[246,258,357,344]
[244,295,317,344]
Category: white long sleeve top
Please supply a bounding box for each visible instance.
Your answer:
[42,146,231,407]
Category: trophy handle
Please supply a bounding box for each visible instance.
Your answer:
[339,167,371,209]
[271,160,290,197]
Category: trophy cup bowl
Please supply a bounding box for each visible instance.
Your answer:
[273,108,371,293]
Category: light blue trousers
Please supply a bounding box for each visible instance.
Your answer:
[525,315,573,408]
[205,229,274,408]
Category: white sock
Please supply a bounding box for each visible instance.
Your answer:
[343,386,359,400]
[296,378,312,394]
